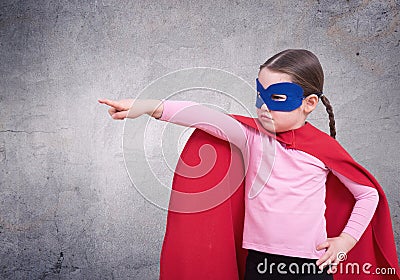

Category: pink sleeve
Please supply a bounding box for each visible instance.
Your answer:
[331,170,379,241]
[159,100,248,151]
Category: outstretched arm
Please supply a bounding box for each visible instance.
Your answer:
[98,98,249,152]
[98,98,164,119]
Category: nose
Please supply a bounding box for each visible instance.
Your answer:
[261,103,269,111]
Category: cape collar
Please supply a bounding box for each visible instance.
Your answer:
[230,115,313,149]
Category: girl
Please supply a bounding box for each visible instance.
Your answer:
[98,49,399,280]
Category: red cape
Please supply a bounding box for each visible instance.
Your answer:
[159,116,399,280]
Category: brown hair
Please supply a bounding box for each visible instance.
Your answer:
[259,49,336,139]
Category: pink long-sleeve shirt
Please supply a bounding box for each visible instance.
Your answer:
[159,100,379,259]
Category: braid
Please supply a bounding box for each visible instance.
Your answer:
[320,95,336,139]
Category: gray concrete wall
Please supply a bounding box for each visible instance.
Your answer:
[0,0,399,279]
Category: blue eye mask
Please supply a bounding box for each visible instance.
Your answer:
[255,78,305,112]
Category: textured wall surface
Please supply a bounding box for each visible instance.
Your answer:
[0,0,399,279]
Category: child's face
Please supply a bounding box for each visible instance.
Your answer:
[256,68,309,133]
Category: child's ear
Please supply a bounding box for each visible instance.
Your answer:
[303,94,319,114]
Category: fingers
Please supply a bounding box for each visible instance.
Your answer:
[316,242,343,274]
[98,98,113,105]
[108,107,129,120]
[316,250,331,266]
[100,98,129,120]
[111,111,128,120]
[316,237,351,274]
[108,107,117,116]
[99,98,128,120]
[318,255,341,274]
[316,240,331,268]
[317,251,334,271]
[316,241,329,251]
[327,260,339,274]
[98,98,125,111]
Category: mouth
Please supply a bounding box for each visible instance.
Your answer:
[260,114,273,120]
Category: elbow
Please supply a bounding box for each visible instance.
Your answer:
[366,188,379,212]
[372,188,379,209]
[354,187,380,212]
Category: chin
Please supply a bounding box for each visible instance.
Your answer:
[258,119,277,133]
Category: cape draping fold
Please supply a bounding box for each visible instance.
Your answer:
[159,128,247,280]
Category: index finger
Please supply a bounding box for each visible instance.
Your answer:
[316,241,330,251]
[98,99,122,110]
